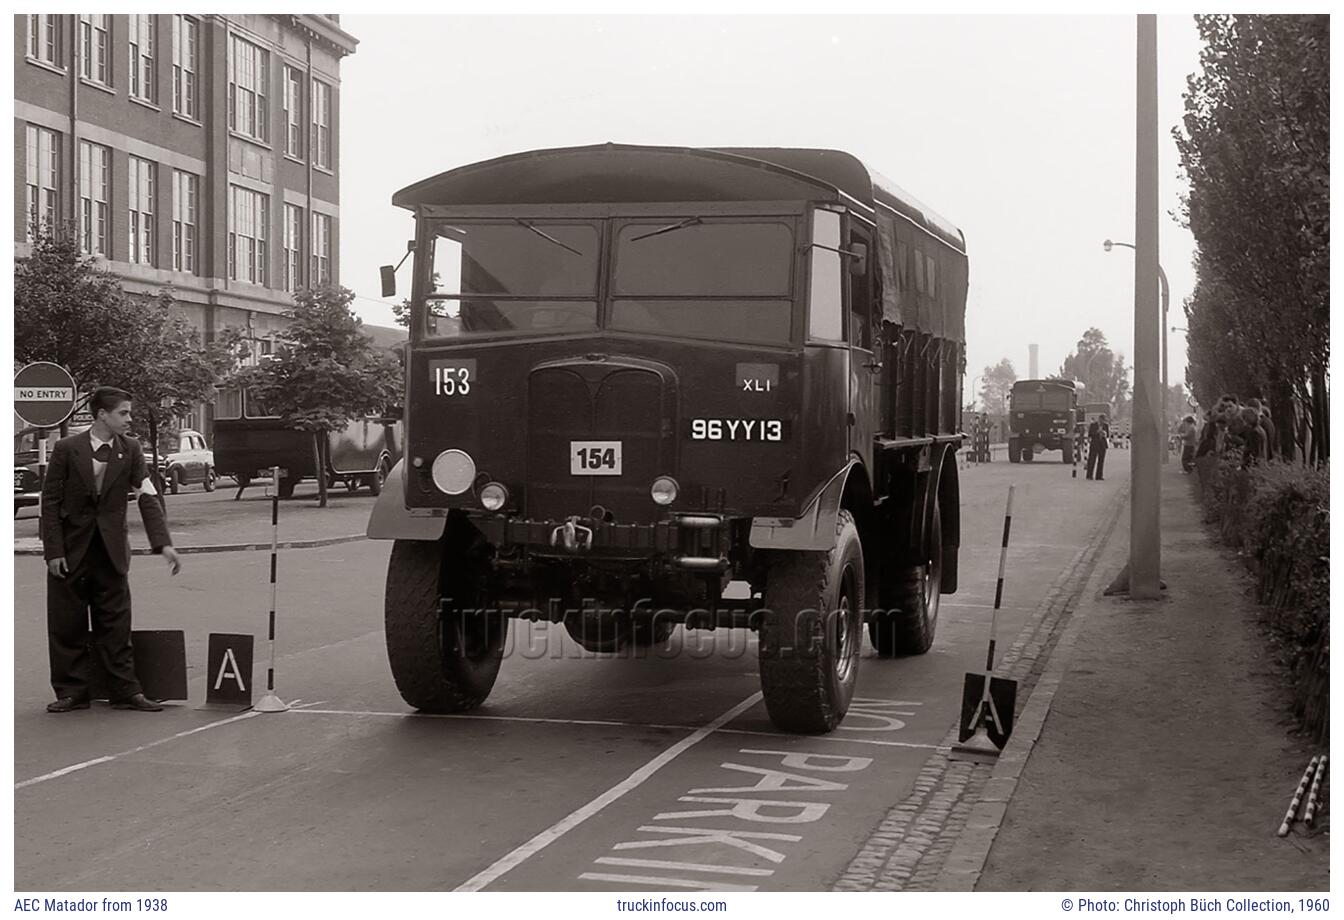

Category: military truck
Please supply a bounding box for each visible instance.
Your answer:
[1007,378,1080,463]
[367,144,968,733]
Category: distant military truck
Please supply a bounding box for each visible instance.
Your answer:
[367,144,970,734]
[1008,378,1080,463]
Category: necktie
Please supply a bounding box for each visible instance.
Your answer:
[93,442,111,492]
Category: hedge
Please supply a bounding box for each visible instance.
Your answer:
[1196,456,1329,744]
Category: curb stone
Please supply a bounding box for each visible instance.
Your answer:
[831,483,1129,891]
[14,534,368,556]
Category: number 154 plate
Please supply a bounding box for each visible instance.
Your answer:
[571,441,622,475]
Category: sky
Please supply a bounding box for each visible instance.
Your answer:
[338,13,1205,401]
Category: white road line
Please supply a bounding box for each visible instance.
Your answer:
[283,708,939,749]
[594,856,774,877]
[454,692,763,893]
[293,708,647,728]
[15,710,261,790]
[578,872,759,891]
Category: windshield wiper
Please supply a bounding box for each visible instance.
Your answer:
[629,217,703,242]
[513,219,584,256]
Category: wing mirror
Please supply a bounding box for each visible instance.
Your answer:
[379,240,417,298]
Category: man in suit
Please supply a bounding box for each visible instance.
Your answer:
[40,386,182,713]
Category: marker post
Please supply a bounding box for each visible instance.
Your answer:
[253,465,289,713]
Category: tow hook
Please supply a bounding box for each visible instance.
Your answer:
[551,517,594,551]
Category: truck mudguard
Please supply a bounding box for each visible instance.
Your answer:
[366,460,447,541]
[748,461,856,552]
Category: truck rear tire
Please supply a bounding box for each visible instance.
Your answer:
[758,509,864,734]
[1062,440,1074,464]
[1008,439,1020,463]
[384,538,505,712]
[278,477,297,499]
[869,497,942,657]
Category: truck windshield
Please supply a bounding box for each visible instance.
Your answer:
[1013,391,1073,411]
[422,221,601,338]
[609,220,794,345]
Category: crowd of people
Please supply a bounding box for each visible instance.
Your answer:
[1180,393,1278,474]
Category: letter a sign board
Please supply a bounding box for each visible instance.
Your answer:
[14,362,77,429]
[206,633,254,708]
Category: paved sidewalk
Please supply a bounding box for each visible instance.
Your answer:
[974,460,1329,889]
[13,481,373,555]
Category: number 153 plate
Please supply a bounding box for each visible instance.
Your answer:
[571,441,622,475]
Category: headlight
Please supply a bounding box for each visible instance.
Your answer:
[650,476,679,506]
[431,449,476,495]
[480,481,508,511]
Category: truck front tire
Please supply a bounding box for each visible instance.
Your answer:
[384,538,505,712]
[1008,438,1020,463]
[758,509,864,734]
[870,496,943,657]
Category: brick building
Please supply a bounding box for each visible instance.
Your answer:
[15,13,359,435]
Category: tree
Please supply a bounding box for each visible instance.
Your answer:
[104,291,243,489]
[16,226,136,399]
[232,285,404,507]
[1058,327,1131,410]
[979,358,1016,416]
[1175,14,1328,462]
[16,228,232,479]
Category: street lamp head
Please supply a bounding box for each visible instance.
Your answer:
[1102,239,1114,252]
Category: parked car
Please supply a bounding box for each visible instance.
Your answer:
[14,426,43,516]
[158,429,217,494]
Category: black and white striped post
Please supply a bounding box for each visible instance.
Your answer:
[254,465,289,713]
[1072,429,1080,479]
[1304,754,1328,827]
[988,485,1014,669]
[1278,755,1320,836]
[951,484,1018,762]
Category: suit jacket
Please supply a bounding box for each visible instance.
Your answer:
[40,431,172,575]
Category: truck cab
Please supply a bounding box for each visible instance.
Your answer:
[1008,378,1080,464]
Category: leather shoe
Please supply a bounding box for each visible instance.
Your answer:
[47,696,91,713]
[112,693,163,712]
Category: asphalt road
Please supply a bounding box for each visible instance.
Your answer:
[13,455,1122,891]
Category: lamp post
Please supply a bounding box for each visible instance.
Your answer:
[1104,238,1170,463]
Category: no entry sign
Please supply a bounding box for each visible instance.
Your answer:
[14,362,77,428]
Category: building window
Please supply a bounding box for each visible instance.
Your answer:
[80,15,110,86]
[172,16,198,119]
[79,141,110,256]
[228,35,269,142]
[895,241,909,293]
[925,254,937,300]
[311,212,332,285]
[25,126,59,240]
[172,170,198,274]
[229,187,269,285]
[283,204,304,291]
[283,66,304,158]
[128,157,156,265]
[311,79,331,169]
[28,15,61,66]
[129,14,156,102]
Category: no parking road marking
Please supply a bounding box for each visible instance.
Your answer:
[577,699,927,890]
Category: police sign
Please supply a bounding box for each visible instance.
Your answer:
[14,362,77,428]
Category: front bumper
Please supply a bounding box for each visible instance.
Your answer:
[472,511,732,571]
